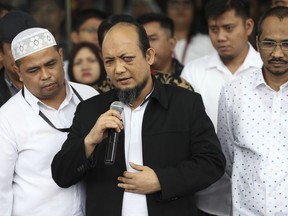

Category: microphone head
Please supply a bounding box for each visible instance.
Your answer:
[110,101,124,113]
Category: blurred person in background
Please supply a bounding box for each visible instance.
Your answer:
[0,2,13,71]
[64,8,108,80]
[29,0,68,59]
[0,2,13,18]
[0,10,37,107]
[271,0,288,7]
[124,0,161,18]
[67,42,107,87]
[137,13,184,76]
[70,8,108,48]
[162,0,215,65]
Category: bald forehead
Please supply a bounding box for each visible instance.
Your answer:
[102,23,139,46]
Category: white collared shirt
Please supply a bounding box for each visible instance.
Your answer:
[181,44,263,215]
[0,81,98,216]
[181,43,262,130]
[218,69,288,215]
[121,101,149,216]
[174,33,216,65]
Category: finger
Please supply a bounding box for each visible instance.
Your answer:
[129,162,144,171]
[117,182,136,190]
[108,110,122,121]
[122,171,136,179]
[117,176,131,183]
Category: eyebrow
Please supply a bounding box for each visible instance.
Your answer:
[25,58,57,71]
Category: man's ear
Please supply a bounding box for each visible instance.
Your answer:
[57,47,64,66]
[70,31,79,44]
[13,64,23,82]
[169,37,177,51]
[245,18,254,37]
[146,48,155,66]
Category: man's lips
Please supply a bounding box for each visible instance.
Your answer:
[116,77,131,85]
[218,45,230,51]
[42,82,56,90]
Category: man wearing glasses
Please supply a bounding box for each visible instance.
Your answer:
[218,6,288,215]
[70,8,108,48]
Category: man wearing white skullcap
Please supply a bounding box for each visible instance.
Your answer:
[0,27,98,216]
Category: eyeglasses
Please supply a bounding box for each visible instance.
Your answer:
[79,27,98,34]
[258,41,288,51]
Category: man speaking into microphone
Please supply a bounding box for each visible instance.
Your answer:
[51,14,225,216]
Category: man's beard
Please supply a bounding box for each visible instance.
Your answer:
[116,76,148,106]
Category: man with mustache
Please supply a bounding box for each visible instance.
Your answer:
[218,6,288,215]
[0,27,97,215]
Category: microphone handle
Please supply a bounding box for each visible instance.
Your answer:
[104,129,119,165]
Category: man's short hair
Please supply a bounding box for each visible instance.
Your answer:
[98,14,150,57]
[137,13,175,37]
[72,8,108,32]
[257,6,288,38]
[205,0,250,21]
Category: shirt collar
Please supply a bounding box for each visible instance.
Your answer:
[205,43,263,71]
[252,68,288,90]
[241,43,263,69]
[253,69,266,89]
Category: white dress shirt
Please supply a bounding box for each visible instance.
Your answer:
[122,101,149,216]
[181,44,263,215]
[174,33,216,65]
[218,69,288,216]
[0,81,97,216]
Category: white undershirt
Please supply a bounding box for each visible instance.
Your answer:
[121,101,149,216]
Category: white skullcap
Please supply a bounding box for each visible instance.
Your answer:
[11,27,57,61]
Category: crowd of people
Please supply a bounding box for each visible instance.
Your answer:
[0,0,288,215]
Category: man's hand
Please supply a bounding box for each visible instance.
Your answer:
[117,162,161,194]
[84,109,123,157]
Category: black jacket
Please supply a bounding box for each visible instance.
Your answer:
[0,68,12,107]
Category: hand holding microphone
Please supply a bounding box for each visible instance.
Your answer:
[104,101,124,165]
[84,101,124,159]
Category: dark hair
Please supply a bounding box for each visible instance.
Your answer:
[137,12,175,37]
[67,42,106,85]
[205,0,250,21]
[257,6,288,38]
[72,8,108,32]
[29,0,65,10]
[97,14,150,57]
[161,0,198,39]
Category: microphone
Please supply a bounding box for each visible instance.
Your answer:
[104,101,124,165]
